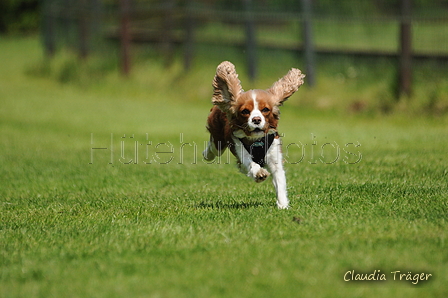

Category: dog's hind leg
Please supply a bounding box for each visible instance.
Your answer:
[203,136,226,161]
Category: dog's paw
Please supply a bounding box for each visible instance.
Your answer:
[255,168,270,183]
[277,203,289,209]
[276,196,290,209]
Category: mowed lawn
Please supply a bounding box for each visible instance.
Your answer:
[1,37,447,297]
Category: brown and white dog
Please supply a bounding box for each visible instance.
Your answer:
[203,61,305,209]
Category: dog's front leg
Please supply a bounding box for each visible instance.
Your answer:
[231,137,270,183]
[266,138,289,209]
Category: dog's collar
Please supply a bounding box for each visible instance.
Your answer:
[238,133,277,167]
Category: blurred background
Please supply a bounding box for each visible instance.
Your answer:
[1,0,448,114]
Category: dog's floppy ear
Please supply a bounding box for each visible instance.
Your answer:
[267,68,305,106]
[212,61,243,113]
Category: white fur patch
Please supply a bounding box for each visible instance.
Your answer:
[266,138,289,209]
[248,91,265,131]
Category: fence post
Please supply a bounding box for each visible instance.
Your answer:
[78,0,89,60]
[119,0,131,76]
[302,0,315,87]
[244,0,257,81]
[184,1,195,71]
[161,0,176,67]
[399,0,412,97]
[42,0,56,58]
[60,0,72,47]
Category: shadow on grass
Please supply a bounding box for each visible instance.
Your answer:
[195,200,265,209]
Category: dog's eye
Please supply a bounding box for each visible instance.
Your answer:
[241,109,250,115]
[261,107,270,113]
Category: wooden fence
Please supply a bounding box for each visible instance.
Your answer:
[42,0,448,98]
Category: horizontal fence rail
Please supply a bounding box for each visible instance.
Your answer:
[42,0,448,96]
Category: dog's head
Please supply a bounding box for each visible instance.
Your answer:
[212,61,305,138]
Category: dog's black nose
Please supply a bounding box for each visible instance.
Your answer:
[252,117,262,125]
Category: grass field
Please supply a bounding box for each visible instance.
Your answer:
[1,37,447,297]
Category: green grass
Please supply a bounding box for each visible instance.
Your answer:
[1,36,448,297]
